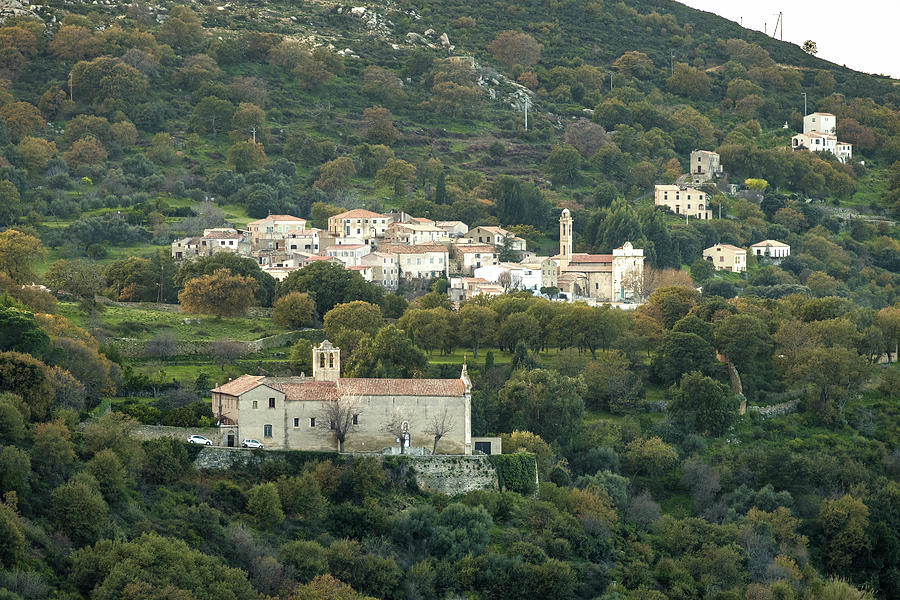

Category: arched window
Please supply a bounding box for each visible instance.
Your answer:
[329,353,334,368]
[319,353,325,368]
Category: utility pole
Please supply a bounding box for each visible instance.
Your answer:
[250,126,257,143]
[68,72,74,102]
[670,50,675,75]
[773,12,783,40]
[609,71,613,91]
[519,95,531,131]
[801,92,807,115]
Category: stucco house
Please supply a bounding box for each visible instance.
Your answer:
[703,243,746,273]
[750,240,790,262]
[654,185,712,220]
[383,244,449,280]
[453,244,499,275]
[248,215,307,248]
[467,226,527,252]
[211,340,473,454]
[328,209,391,246]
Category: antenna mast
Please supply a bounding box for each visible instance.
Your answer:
[773,12,783,40]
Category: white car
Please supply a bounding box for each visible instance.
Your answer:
[241,439,264,449]
[187,435,212,446]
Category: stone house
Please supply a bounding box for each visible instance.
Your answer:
[359,252,399,290]
[703,243,746,273]
[211,340,473,454]
[654,185,712,220]
[328,209,391,246]
[435,221,469,237]
[690,150,722,183]
[385,222,446,245]
[326,243,372,266]
[248,215,307,249]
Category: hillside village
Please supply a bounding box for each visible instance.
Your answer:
[0,0,899,599]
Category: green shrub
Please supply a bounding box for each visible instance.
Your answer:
[489,453,537,495]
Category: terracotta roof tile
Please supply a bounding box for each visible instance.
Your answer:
[340,378,465,396]
[211,374,265,396]
[331,209,387,220]
[569,253,614,263]
[270,380,340,401]
[383,244,448,254]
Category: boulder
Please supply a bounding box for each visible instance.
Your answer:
[440,32,451,47]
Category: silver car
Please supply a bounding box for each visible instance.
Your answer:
[187,435,212,445]
[241,439,264,449]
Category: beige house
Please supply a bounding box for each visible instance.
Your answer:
[690,150,722,183]
[326,244,371,266]
[804,112,836,135]
[435,221,469,237]
[703,243,746,273]
[359,252,398,290]
[453,244,499,275]
[467,226,527,252]
[750,240,790,261]
[385,222,446,245]
[248,215,307,248]
[171,228,248,261]
[383,244,449,280]
[211,340,473,454]
[328,209,391,245]
[654,185,711,220]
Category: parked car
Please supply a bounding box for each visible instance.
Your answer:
[187,435,212,445]
[241,439,264,449]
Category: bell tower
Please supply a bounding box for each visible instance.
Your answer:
[313,340,341,381]
[559,208,573,268]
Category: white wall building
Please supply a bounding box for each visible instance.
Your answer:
[803,112,836,135]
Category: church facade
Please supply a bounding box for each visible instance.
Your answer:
[554,209,645,302]
[211,341,473,454]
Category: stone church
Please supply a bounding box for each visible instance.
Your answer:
[211,341,473,454]
[554,209,645,302]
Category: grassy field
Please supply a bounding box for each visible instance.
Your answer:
[58,302,285,342]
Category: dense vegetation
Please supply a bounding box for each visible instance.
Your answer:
[0,0,898,599]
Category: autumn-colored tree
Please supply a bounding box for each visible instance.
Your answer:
[176,54,221,90]
[362,106,399,146]
[666,63,711,99]
[362,65,407,105]
[110,119,138,147]
[229,102,267,143]
[314,156,356,194]
[226,140,267,173]
[487,30,541,69]
[375,158,416,197]
[818,494,869,573]
[178,269,258,318]
[49,25,98,60]
[156,6,204,53]
[0,229,44,283]
[613,51,654,78]
[0,101,44,142]
[273,292,317,329]
[17,136,56,175]
[37,85,74,120]
[63,135,107,169]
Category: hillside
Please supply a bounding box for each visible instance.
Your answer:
[0,1,899,600]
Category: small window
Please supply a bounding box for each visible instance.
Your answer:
[269,397,276,408]
[293,418,300,428]
[252,400,258,409]
[309,417,316,428]
[352,414,359,425]
[264,424,273,437]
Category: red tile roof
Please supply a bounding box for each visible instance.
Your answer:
[211,375,466,399]
[383,244,448,254]
[569,253,614,263]
[331,209,387,220]
[211,375,265,396]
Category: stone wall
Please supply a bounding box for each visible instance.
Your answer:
[115,331,305,357]
[133,424,228,444]
[189,446,500,495]
[103,300,273,318]
[411,455,498,495]
[748,400,800,419]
